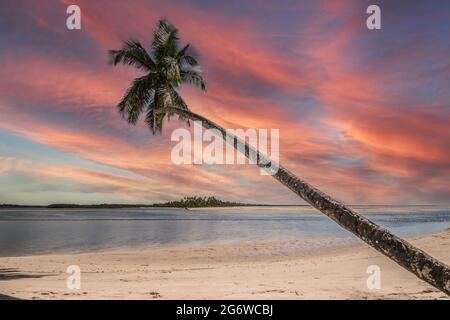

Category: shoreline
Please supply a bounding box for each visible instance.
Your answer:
[0,229,449,300]
[0,235,360,259]
[1,204,445,210]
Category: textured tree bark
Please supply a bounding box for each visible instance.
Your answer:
[169,107,450,295]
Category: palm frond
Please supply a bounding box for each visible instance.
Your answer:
[152,19,179,61]
[155,85,173,108]
[118,75,155,125]
[109,39,155,71]
[144,107,165,134]
[176,44,190,59]
[181,55,198,67]
[169,88,191,125]
[176,44,199,67]
[169,87,188,110]
[144,107,156,133]
[181,69,207,91]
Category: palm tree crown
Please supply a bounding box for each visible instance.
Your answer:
[109,19,206,133]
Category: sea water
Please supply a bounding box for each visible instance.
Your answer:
[0,205,449,256]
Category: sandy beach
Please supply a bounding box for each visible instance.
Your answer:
[0,229,449,300]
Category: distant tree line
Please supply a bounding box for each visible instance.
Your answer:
[153,196,245,208]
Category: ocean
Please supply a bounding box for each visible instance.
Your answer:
[0,205,449,256]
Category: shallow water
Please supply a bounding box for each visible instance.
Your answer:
[0,205,449,256]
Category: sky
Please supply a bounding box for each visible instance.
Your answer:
[0,0,449,205]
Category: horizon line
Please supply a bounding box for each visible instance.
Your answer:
[0,203,446,208]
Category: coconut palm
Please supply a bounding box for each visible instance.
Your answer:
[109,19,450,295]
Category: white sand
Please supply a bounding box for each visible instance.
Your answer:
[0,229,449,300]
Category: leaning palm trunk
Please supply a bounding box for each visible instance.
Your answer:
[169,107,450,295]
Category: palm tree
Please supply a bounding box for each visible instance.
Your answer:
[109,19,450,295]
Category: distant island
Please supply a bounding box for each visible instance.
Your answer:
[152,196,245,208]
[1,196,297,209]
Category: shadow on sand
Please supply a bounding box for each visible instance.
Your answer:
[0,293,20,300]
[0,267,56,300]
[0,267,52,281]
